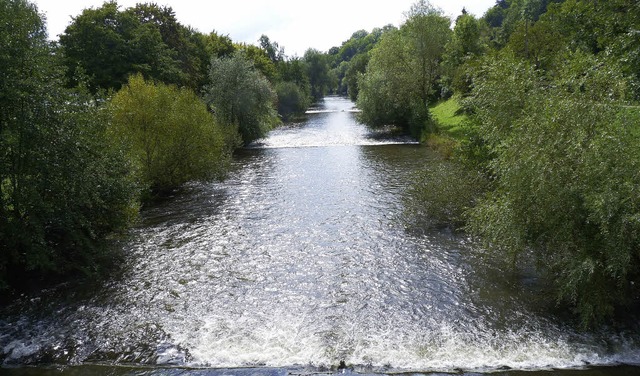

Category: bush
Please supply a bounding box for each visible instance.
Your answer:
[275,81,310,121]
[108,74,231,195]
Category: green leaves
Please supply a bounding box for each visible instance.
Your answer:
[1,0,138,289]
[109,74,230,194]
[59,1,207,92]
[303,48,332,101]
[275,81,311,121]
[406,159,489,231]
[205,51,279,145]
[466,49,640,326]
[455,0,640,326]
[357,1,451,139]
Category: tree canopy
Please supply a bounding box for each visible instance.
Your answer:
[59,1,210,92]
[205,51,280,145]
[1,0,137,289]
[357,1,451,139]
[303,48,332,101]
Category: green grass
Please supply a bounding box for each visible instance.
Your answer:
[430,96,469,140]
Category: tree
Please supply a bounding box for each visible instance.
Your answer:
[279,57,310,91]
[205,51,279,144]
[344,53,369,101]
[357,30,416,128]
[442,13,484,95]
[201,31,236,59]
[453,13,483,57]
[259,34,285,64]
[303,48,332,100]
[108,74,230,194]
[484,1,507,28]
[275,56,312,119]
[404,0,452,104]
[466,49,640,326]
[507,18,564,70]
[239,43,279,82]
[59,1,135,91]
[1,0,137,289]
[357,0,451,139]
[275,81,311,121]
[481,0,564,49]
[337,29,369,62]
[542,0,640,99]
[126,3,211,90]
[59,1,207,92]
[330,25,394,100]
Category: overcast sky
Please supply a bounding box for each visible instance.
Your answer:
[34,0,496,57]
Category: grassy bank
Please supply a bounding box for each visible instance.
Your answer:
[426,96,471,158]
[429,96,469,140]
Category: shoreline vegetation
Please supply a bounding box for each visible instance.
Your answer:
[2,0,639,327]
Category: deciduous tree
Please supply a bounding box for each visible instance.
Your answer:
[205,51,279,144]
[357,0,451,139]
[303,48,332,100]
[466,49,640,326]
[109,74,230,194]
[1,0,137,289]
[59,1,208,91]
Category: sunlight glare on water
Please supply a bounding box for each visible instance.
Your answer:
[1,97,639,375]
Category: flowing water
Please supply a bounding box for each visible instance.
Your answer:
[1,97,639,375]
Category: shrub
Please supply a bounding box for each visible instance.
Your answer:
[108,74,231,195]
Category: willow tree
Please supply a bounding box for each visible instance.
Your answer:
[357,0,451,139]
[205,50,279,145]
[466,49,640,326]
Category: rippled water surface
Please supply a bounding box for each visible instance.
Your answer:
[1,97,639,375]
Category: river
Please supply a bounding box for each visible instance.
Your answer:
[1,97,639,375]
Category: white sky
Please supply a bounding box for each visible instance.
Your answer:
[34,0,496,57]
